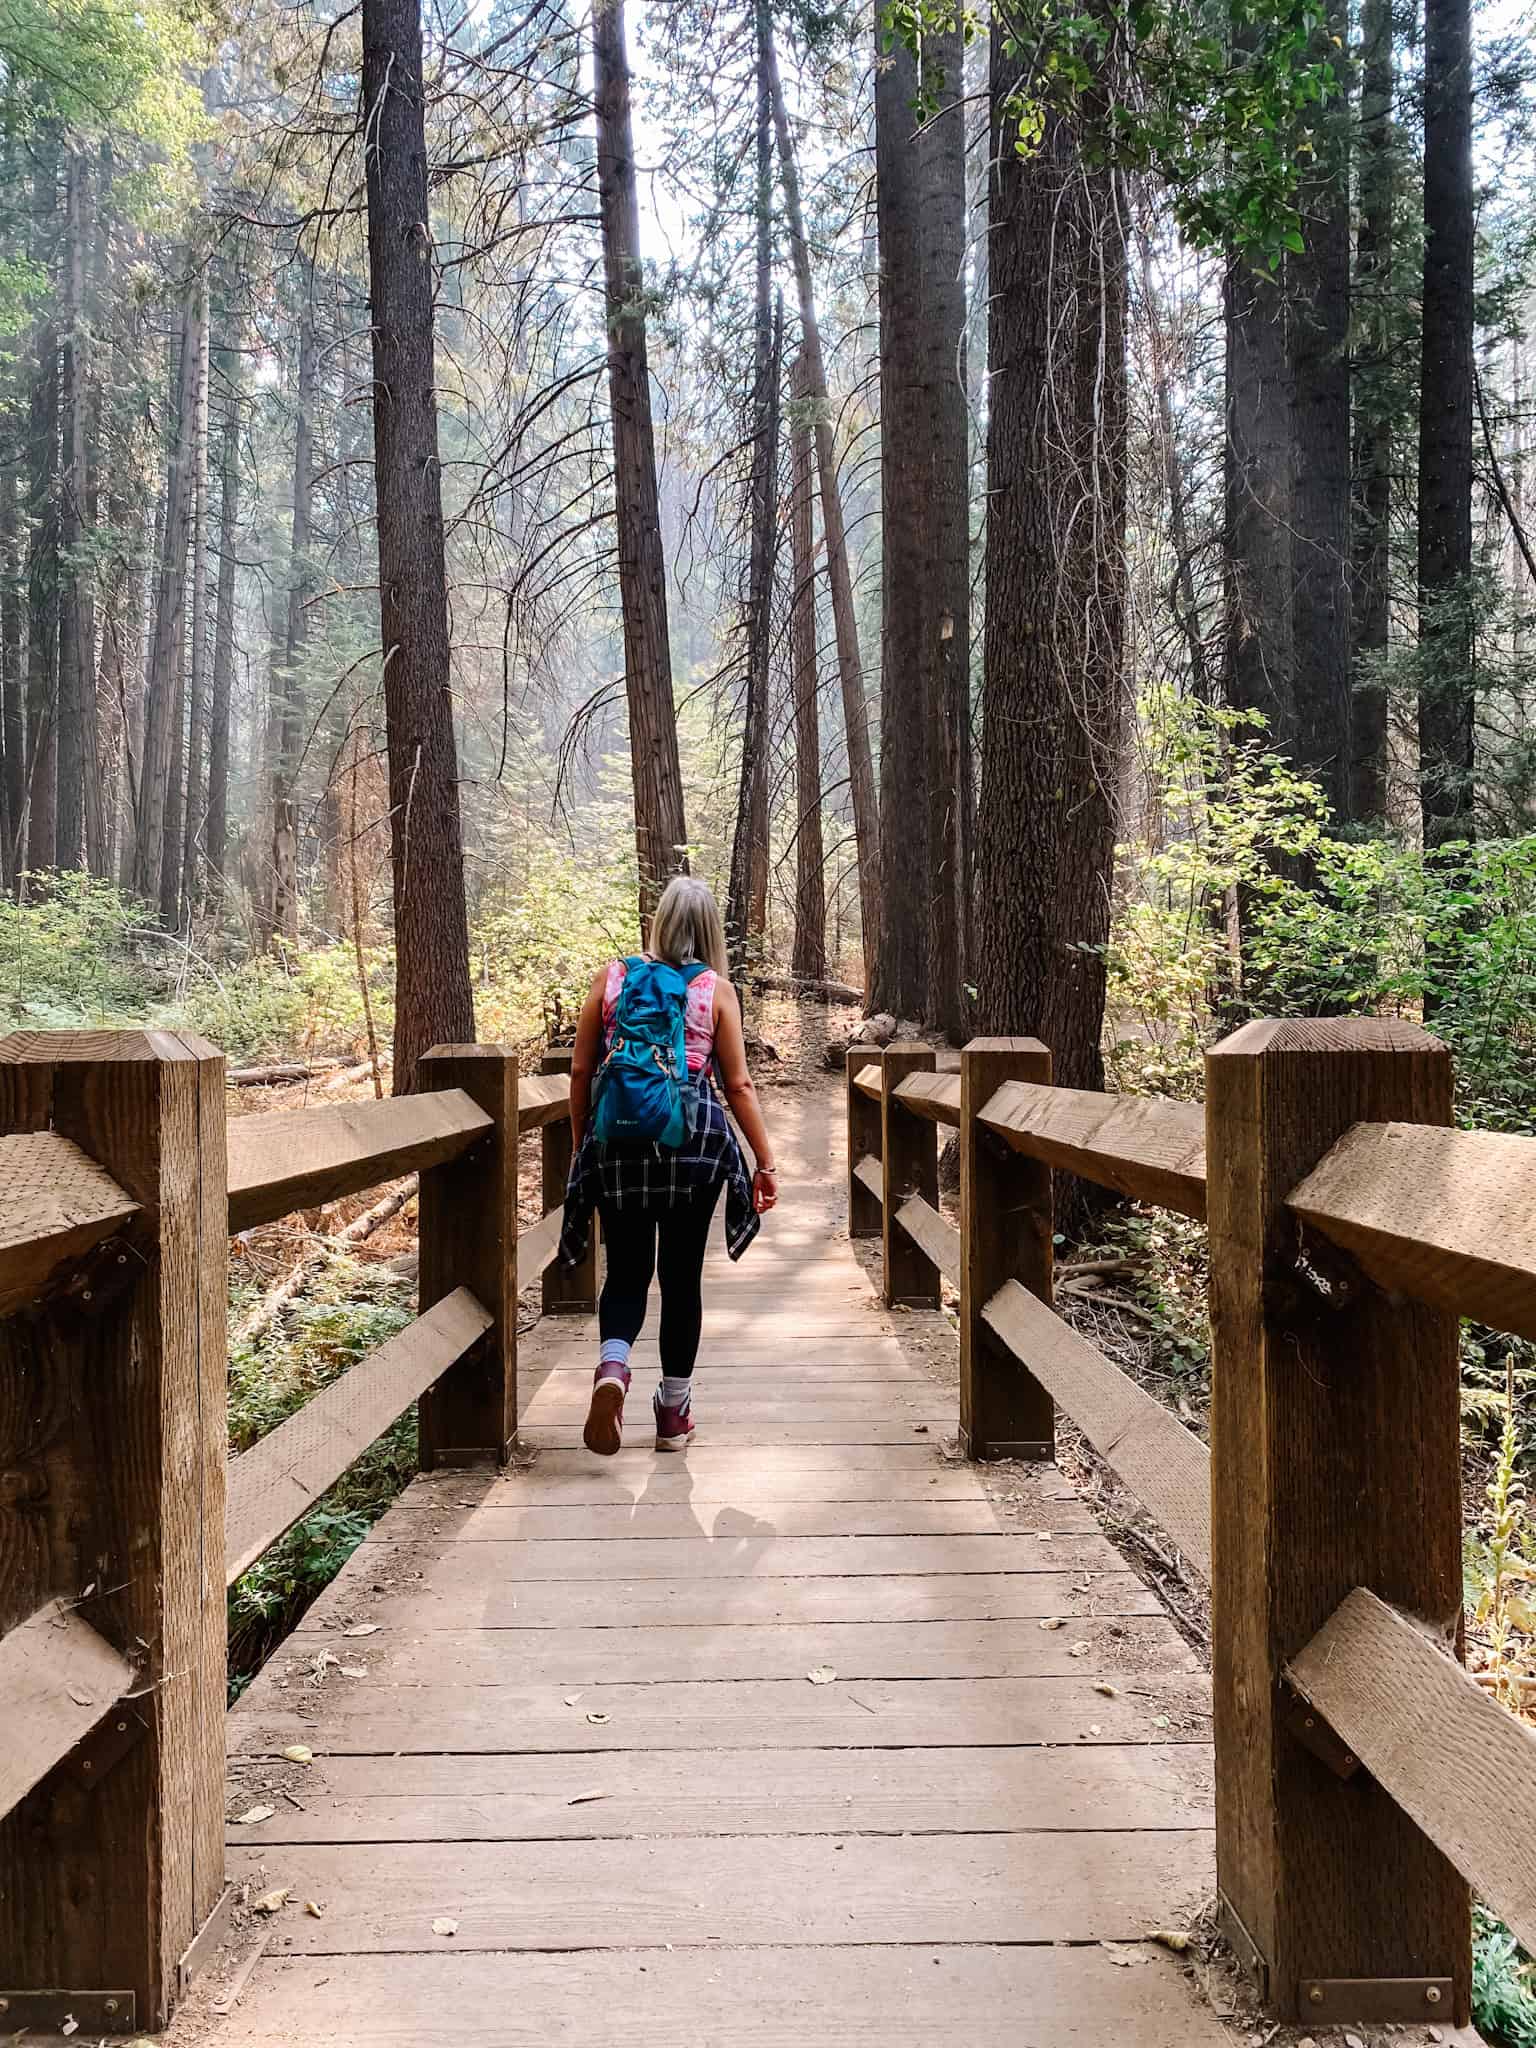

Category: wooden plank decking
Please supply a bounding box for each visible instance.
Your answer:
[212,1088,1227,2046]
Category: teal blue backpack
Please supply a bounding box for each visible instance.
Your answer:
[592,957,710,1150]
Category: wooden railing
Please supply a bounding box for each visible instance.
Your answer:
[850,1022,1536,2030]
[0,1030,588,2033]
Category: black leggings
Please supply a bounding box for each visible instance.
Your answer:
[597,1184,723,1378]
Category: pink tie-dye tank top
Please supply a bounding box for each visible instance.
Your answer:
[602,958,718,1075]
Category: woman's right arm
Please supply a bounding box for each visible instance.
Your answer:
[713,980,778,1211]
[568,966,608,1151]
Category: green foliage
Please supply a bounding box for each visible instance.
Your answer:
[1475,1907,1536,2048]
[0,0,206,145]
[473,835,639,1043]
[176,942,396,1065]
[227,1258,415,1697]
[881,0,1337,262]
[0,869,158,1027]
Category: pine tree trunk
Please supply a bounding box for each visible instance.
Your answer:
[131,275,202,911]
[593,0,689,921]
[23,137,61,878]
[56,146,89,871]
[727,10,779,973]
[765,23,879,986]
[0,466,20,889]
[81,137,112,879]
[180,272,211,913]
[1350,0,1393,823]
[205,348,241,896]
[1224,251,1294,746]
[1418,0,1476,846]
[788,353,827,982]
[271,278,317,944]
[1135,213,1212,703]
[974,58,1124,1115]
[1289,5,1352,824]
[361,0,476,1095]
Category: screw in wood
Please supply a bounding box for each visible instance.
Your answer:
[1307,1986,1324,2005]
[1426,1987,1443,2005]
[104,2000,119,2016]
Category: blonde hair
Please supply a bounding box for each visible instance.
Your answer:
[648,875,729,976]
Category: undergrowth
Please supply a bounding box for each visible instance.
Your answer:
[227,1255,415,1699]
[1476,1907,1536,2047]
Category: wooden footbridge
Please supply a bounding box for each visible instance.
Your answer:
[2,1021,1534,2042]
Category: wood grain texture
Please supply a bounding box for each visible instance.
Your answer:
[882,1044,940,1306]
[847,1046,882,1237]
[0,1602,134,1815]
[853,1150,883,1206]
[896,1191,961,1286]
[229,1743,1214,1842]
[960,1038,1054,1460]
[1289,1119,1536,1340]
[0,1130,138,1317]
[227,1087,489,1231]
[0,1028,228,2026]
[1204,1018,1470,2022]
[1287,1587,1536,1956]
[356,1532,1127,1580]
[209,1945,1234,2048]
[516,1069,570,1131]
[981,1078,1207,1219]
[417,1047,518,1465]
[517,1204,563,1282]
[981,1280,1211,1578]
[225,1288,492,1583]
[893,1068,962,1126]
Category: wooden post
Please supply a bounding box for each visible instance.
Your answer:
[846,1041,881,1239]
[959,1035,1054,1461]
[541,1047,594,1315]
[0,1029,229,2028]
[417,1044,519,1465]
[1205,1019,1470,2024]
[881,1042,940,1308]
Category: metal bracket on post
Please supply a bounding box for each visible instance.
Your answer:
[1298,1978,1454,2024]
[0,1991,136,2032]
[1218,1892,1270,2005]
[1280,1686,1361,1780]
[67,1704,149,1791]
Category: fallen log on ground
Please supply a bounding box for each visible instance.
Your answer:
[751,972,865,1005]
[233,1182,414,1348]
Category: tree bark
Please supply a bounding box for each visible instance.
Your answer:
[1289,6,1352,825]
[766,23,879,986]
[131,274,202,912]
[362,0,476,1095]
[871,26,970,1036]
[788,352,827,982]
[1134,212,1212,704]
[180,272,211,917]
[1224,252,1294,748]
[1349,0,1393,823]
[56,146,90,871]
[974,55,1125,1118]
[0,465,20,890]
[593,0,689,921]
[205,346,241,896]
[1418,0,1475,847]
[23,136,61,877]
[271,276,317,944]
[727,7,779,973]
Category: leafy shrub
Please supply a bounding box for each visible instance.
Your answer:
[0,870,158,1027]
[473,837,637,1043]
[177,941,395,1064]
[1475,1906,1536,2047]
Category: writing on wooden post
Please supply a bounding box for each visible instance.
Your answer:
[540,1048,594,1314]
[1205,1018,1470,2024]
[0,1029,229,2027]
[959,1036,1053,1461]
[417,1045,519,1465]
[845,1043,881,1240]
[881,1043,940,1308]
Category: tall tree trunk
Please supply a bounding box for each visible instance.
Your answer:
[1289,7,1352,824]
[271,277,317,944]
[205,347,241,896]
[23,136,61,877]
[131,275,202,910]
[788,354,827,982]
[181,272,211,913]
[1135,213,1212,702]
[1350,0,1393,823]
[0,466,20,889]
[81,137,113,879]
[974,61,1125,1116]
[593,0,689,920]
[362,0,475,1095]
[765,23,879,986]
[872,24,970,1035]
[56,146,90,871]
[727,11,778,972]
[1224,253,1294,746]
[1418,0,1475,847]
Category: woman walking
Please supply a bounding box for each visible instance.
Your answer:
[558,876,779,1455]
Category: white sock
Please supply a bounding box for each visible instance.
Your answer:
[597,1338,631,1382]
[658,1375,692,1412]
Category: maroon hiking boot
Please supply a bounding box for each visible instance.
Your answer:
[653,1389,695,1453]
[583,1366,630,1457]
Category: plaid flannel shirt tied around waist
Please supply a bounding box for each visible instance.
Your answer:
[559,1068,760,1266]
